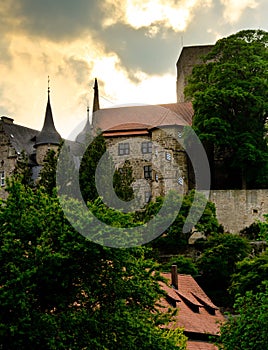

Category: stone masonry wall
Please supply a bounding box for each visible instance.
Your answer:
[209,190,268,233]
[0,125,17,199]
[105,127,188,206]
[176,45,213,103]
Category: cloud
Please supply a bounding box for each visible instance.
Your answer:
[102,0,213,34]
[220,0,259,24]
[0,0,267,138]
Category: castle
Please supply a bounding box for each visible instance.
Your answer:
[0,87,61,199]
[1,47,267,234]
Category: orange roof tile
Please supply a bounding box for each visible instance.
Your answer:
[159,273,225,336]
[92,103,193,134]
[187,341,218,350]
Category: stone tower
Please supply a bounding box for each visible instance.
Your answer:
[34,85,61,165]
[176,45,213,102]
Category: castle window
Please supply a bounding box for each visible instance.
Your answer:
[141,141,152,154]
[178,177,183,186]
[155,173,159,182]
[166,152,172,161]
[0,171,5,186]
[178,131,183,138]
[144,165,152,179]
[118,143,130,155]
[145,191,151,203]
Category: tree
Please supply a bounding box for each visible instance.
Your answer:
[79,132,107,203]
[218,282,268,350]
[38,149,58,195]
[185,29,268,189]
[258,213,268,242]
[13,150,33,187]
[229,250,268,298]
[147,190,221,253]
[161,255,199,276]
[0,179,187,349]
[196,233,251,305]
[113,159,134,202]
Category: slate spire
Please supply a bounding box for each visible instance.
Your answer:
[75,105,92,144]
[92,78,100,113]
[35,78,61,146]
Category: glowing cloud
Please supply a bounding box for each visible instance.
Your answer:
[221,0,259,23]
[103,0,212,34]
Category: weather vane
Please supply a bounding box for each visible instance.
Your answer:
[48,75,50,94]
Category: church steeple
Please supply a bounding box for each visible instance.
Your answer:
[92,78,100,113]
[35,78,61,147]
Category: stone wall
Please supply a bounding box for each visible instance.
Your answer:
[105,127,188,206]
[36,144,59,165]
[209,190,268,233]
[0,125,17,199]
[176,45,213,103]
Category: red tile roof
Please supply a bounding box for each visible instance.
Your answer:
[187,341,218,350]
[159,273,225,350]
[92,102,193,136]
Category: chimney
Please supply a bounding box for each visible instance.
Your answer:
[171,264,178,290]
[1,116,14,124]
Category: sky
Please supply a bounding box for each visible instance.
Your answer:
[0,0,267,139]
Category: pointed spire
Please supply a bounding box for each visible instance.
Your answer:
[92,78,100,113]
[35,79,61,147]
[75,105,92,144]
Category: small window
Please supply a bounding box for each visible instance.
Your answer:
[166,152,172,161]
[145,191,151,203]
[0,171,5,186]
[178,177,183,186]
[118,143,130,155]
[141,141,152,154]
[155,173,159,182]
[144,165,152,179]
[178,131,182,138]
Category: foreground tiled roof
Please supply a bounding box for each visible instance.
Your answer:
[160,273,225,335]
[159,273,225,350]
[92,102,193,135]
[187,341,218,350]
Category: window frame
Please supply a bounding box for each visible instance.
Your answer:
[0,171,5,187]
[165,151,172,161]
[141,141,152,154]
[144,165,152,179]
[118,142,130,155]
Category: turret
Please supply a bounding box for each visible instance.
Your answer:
[35,80,61,164]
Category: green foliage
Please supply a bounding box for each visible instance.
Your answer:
[38,149,58,195]
[0,179,186,349]
[197,233,251,306]
[148,190,221,253]
[161,255,199,276]
[13,150,33,187]
[229,250,268,298]
[79,132,107,203]
[218,282,268,350]
[185,29,268,189]
[197,233,251,289]
[258,214,268,242]
[113,159,134,202]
